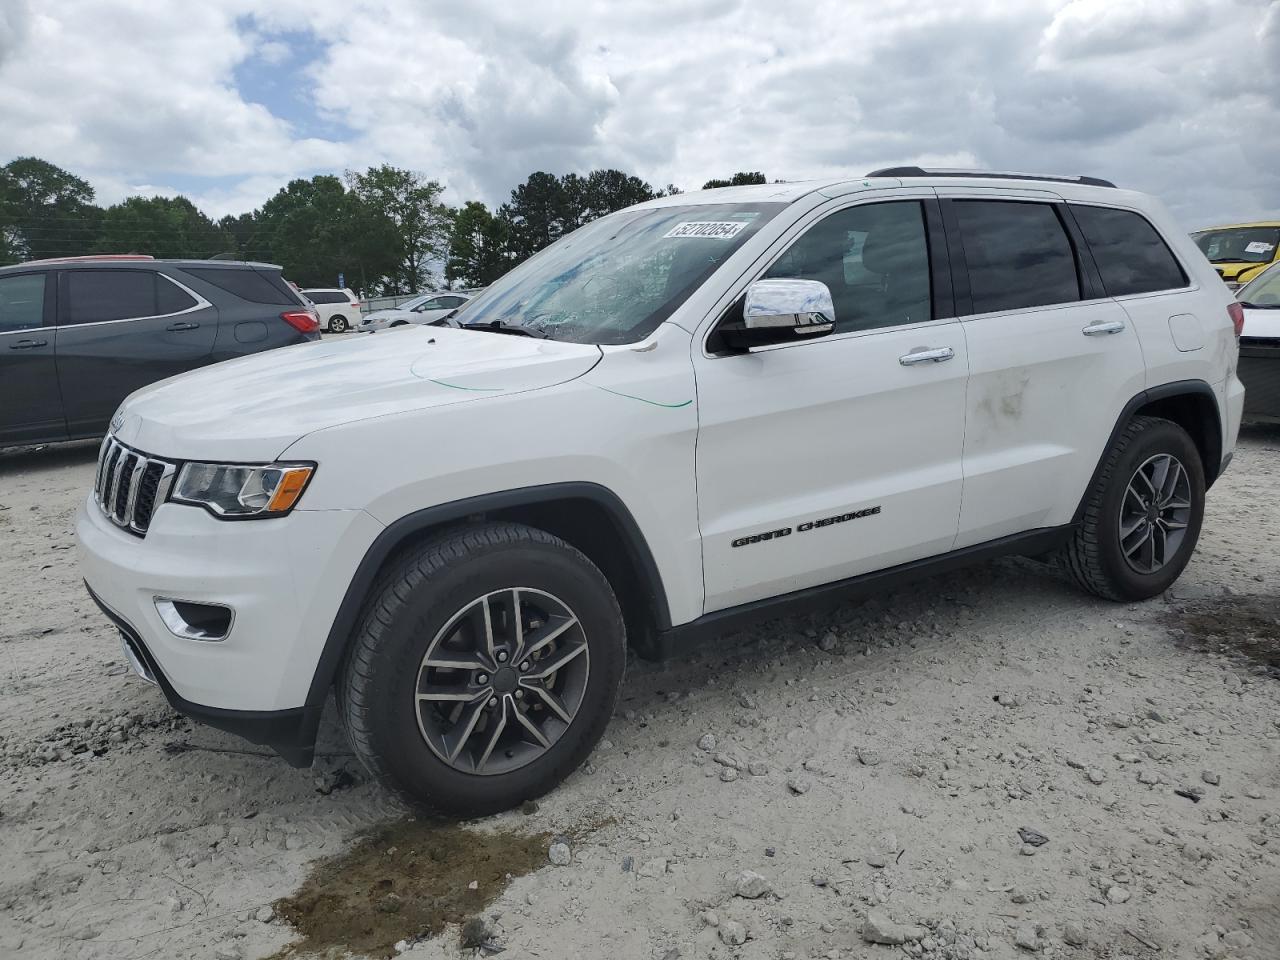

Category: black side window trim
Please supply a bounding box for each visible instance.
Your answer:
[941,197,1091,317]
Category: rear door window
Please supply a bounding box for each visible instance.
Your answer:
[0,274,46,333]
[1070,205,1188,296]
[63,270,158,325]
[953,201,1080,314]
[185,267,301,305]
[157,275,198,314]
[306,290,349,304]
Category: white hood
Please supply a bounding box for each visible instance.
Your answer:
[111,326,601,461]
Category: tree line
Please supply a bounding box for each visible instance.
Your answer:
[0,157,769,294]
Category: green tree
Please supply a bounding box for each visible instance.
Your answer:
[499,171,572,263]
[445,201,512,288]
[250,175,391,289]
[580,168,656,219]
[95,195,229,259]
[701,171,767,189]
[0,156,102,263]
[347,165,450,293]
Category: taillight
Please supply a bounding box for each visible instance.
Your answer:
[281,310,319,334]
[1227,301,1245,338]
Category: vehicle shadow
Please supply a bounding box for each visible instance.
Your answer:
[0,438,100,476]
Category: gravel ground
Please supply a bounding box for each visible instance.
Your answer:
[1,425,1278,960]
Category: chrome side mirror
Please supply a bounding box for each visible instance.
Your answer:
[723,278,835,349]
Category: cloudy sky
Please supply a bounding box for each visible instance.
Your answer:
[1,0,1277,228]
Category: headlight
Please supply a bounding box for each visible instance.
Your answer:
[171,462,315,518]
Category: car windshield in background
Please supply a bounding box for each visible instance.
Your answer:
[1193,227,1280,264]
[454,203,784,344]
[1239,264,1280,308]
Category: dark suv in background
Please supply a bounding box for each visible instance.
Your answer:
[0,256,320,448]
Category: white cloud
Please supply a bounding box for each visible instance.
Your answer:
[0,0,1276,226]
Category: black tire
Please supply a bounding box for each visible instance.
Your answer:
[328,315,349,333]
[390,320,407,327]
[1058,415,1205,601]
[338,522,625,816]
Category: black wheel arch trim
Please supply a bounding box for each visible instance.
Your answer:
[1073,379,1223,528]
[301,481,671,735]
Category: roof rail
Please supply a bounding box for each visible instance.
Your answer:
[866,166,1117,189]
[18,254,156,266]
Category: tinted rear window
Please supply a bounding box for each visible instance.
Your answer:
[64,270,158,325]
[305,290,350,304]
[1070,205,1188,296]
[157,275,198,313]
[184,267,301,305]
[953,200,1081,314]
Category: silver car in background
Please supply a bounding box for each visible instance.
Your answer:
[358,292,475,331]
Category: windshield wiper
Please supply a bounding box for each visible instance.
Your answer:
[1239,301,1280,309]
[461,319,548,338]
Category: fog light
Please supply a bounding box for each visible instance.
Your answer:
[155,598,234,642]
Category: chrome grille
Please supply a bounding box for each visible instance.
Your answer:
[94,436,177,536]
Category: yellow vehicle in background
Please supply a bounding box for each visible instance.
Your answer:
[1192,221,1280,288]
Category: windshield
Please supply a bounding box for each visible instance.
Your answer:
[1239,263,1280,307]
[1193,226,1280,264]
[451,202,784,344]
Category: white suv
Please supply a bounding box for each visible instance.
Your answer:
[78,169,1245,815]
[301,287,362,333]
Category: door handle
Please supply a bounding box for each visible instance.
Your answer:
[166,321,200,332]
[899,346,955,366]
[8,338,48,350]
[1082,320,1125,336]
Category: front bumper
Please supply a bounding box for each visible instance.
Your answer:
[77,494,384,764]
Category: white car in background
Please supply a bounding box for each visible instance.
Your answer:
[358,292,474,331]
[301,288,362,334]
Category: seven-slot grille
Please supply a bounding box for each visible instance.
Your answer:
[94,436,177,536]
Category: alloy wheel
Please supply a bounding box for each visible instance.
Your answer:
[414,588,590,775]
[1117,453,1192,575]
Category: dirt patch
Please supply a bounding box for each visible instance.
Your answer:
[1167,594,1280,675]
[271,818,551,958]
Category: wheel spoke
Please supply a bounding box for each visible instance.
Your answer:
[1123,482,1147,510]
[1119,512,1147,538]
[1160,517,1188,531]
[1159,460,1184,503]
[525,638,588,680]
[418,684,490,703]
[1150,456,1171,499]
[423,650,488,671]
[520,614,579,661]
[1134,465,1159,499]
[1122,523,1152,559]
[1163,498,1191,511]
[512,705,551,748]
[440,695,489,762]
[1151,522,1167,567]
[523,683,573,723]
[475,698,509,771]
[509,589,524,654]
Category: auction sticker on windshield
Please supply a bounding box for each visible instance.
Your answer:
[664,221,748,240]
[1245,241,1275,254]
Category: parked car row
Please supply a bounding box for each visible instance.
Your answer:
[358,291,478,331]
